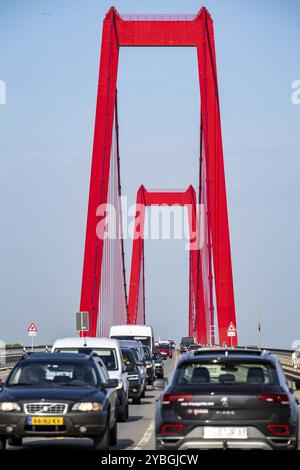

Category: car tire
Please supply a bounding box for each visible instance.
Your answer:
[297,409,300,449]
[110,420,118,446]
[141,387,146,398]
[118,401,129,422]
[132,396,141,404]
[93,421,110,451]
[0,437,6,451]
[8,437,22,447]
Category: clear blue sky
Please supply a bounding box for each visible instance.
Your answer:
[0,0,299,347]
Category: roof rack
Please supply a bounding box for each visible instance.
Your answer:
[192,348,270,356]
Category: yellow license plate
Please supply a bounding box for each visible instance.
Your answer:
[29,417,64,426]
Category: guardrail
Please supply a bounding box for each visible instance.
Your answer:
[0,346,51,371]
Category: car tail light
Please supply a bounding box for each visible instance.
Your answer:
[161,424,183,435]
[161,394,192,405]
[268,424,290,436]
[258,393,290,405]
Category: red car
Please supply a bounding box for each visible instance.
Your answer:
[158,343,173,360]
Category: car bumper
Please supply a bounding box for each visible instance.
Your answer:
[156,426,297,450]
[0,411,108,438]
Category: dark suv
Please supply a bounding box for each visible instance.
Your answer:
[121,348,144,404]
[0,353,118,451]
[155,349,299,450]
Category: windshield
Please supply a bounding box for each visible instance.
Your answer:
[175,361,278,386]
[7,361,99,387]
[121,350,135,371]
[55,347,118,371]
[112,335,151,349]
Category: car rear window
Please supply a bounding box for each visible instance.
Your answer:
[55,347,119,371]
[175,361,278,386]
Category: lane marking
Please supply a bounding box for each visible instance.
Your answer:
[133,420,155,450]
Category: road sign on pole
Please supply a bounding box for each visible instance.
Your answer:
[76,312,89,334]
[27,322,38,351]
[227,322,236,348]
[27,322,38,336]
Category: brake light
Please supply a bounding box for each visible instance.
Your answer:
[161,394,192,405]
[258,393,289,405]
[161,424,183,435]
[268,424,290,436]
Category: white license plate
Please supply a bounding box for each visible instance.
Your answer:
[203,427,248,439]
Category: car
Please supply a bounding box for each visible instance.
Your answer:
[153,356,164,379]
[168,340,176,350]
[110,324,155,354]
[121,348,144,404]
[118,340,147,397]
[0,352,119,451]
[143,345,155,385]
[154,349,299,450]
[180,337,195,353]
[52,337,129,422]
[158,342,173,360]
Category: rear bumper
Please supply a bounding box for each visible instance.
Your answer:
[156,426,297,450]
[0,412,108,438]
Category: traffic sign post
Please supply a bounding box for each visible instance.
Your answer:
[76,312,89,335]
[227,322,236,348]
[27,322,38,351]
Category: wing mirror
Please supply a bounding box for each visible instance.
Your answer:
[103,378,119,389]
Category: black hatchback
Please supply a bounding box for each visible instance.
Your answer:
[0,353,118,451]
[155,349,299,450]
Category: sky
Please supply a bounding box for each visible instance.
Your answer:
[0,0,299,347]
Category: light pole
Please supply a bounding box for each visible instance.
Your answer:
[257,313,262,350]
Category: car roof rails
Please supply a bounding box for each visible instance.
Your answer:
[192,348,270,357]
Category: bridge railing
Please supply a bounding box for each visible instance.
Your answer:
[0,346,51,370]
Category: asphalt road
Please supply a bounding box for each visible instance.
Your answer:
[5,356,176,451]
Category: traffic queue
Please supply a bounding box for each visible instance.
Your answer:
[0,325,168,451]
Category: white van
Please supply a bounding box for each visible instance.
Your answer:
[110,325,155,354]
[52,337,129,421]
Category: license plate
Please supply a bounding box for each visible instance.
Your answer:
[28,416,64,426]
[203,427,248,439]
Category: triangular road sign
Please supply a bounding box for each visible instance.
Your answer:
[227,322,236,337]
[27,322,38,333]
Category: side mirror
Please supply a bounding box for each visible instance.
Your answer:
[103,378,119,389]
[153,378,168,390]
